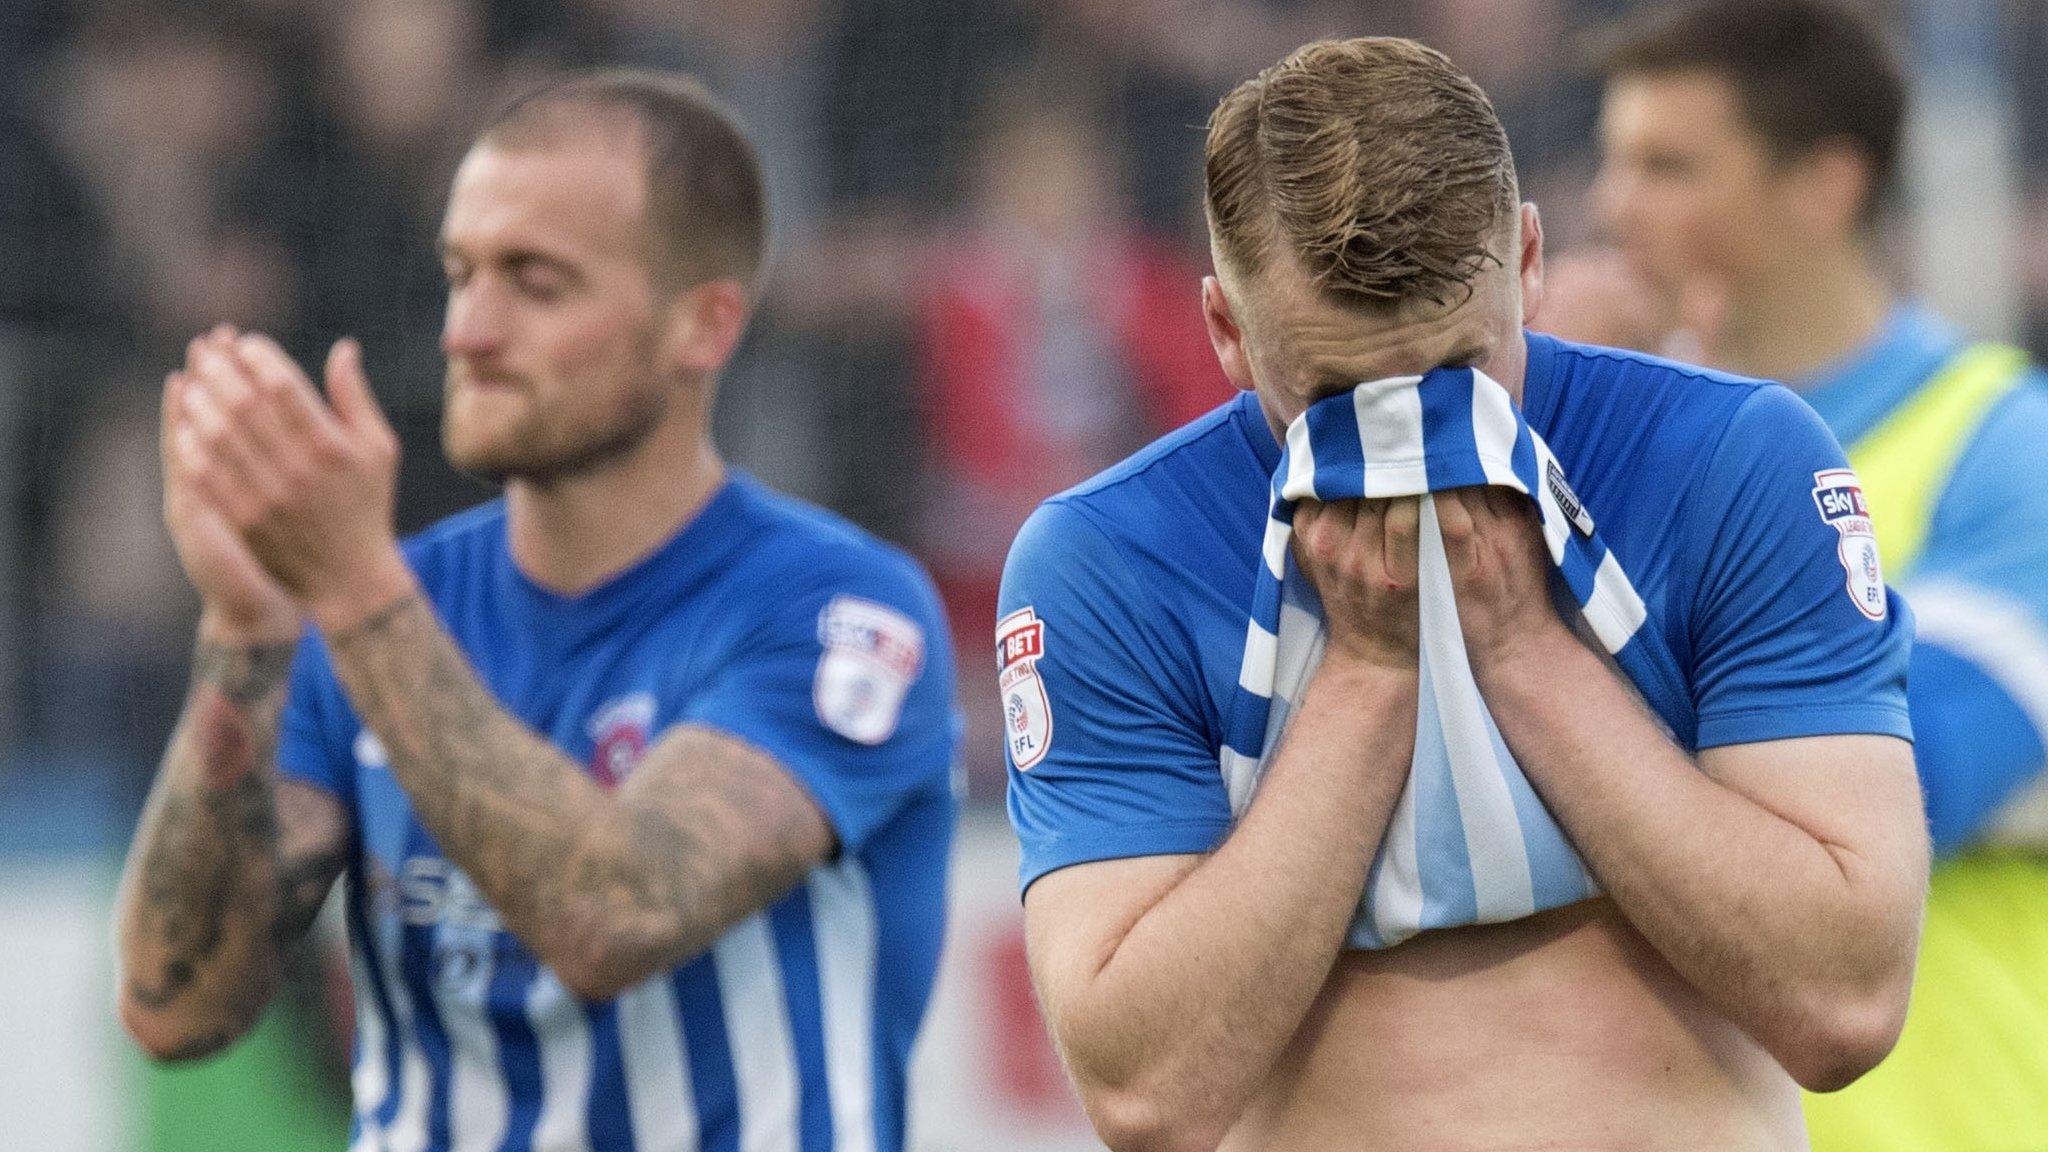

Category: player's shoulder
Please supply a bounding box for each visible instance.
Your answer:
[719,472,945,620]
[1062,391,1260,501]
[1535,333,1829,476]
[1019,392,1267,559]
[1535,332,1777,421]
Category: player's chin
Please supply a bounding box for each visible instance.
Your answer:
[443,419,532,480]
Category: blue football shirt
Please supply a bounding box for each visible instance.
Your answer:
[1001,331,1912,914]
[278,472,959,1152]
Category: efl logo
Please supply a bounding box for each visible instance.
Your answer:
[815,596,924,745]
[996,607,1052,770]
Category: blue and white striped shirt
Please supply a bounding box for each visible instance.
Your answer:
[1002,332,1911,928]
[281,474,959,1151]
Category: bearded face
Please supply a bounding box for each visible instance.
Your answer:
[437,139,681,485]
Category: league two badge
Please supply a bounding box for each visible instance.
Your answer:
[1811,468,1887,621]
[997,607,1052,770]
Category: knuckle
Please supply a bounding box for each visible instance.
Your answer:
[311,436,347,466]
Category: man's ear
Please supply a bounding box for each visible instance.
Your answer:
[1782,141,1872,240]
[660,279,751,377]
[1517,202,1546,327]
[1202,276,1256,393]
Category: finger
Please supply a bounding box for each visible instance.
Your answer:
[1483,484,1519,520]
[235,333,341,452]
[173,420,262,528]
[1381,496,1420,588]
[1436,486,1479,570]
[1488,486,1551,563]
[186,327,234,378]
[1293,498,1356,581]
[191,336,265,424]
[179,374,287,504]
[1293,498,1331,562]
[160,370,186,465]
[324,338,391,440]
[1322,498,1361,538]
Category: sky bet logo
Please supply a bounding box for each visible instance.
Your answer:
[1812,475,1870,524]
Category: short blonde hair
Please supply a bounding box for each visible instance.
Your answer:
[1205,37,1518,308]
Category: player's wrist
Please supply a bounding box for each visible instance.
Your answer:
[198,601,301,647]
[1470,622,1589,695]
[302,546,419,637]
[1315,648,1421,690]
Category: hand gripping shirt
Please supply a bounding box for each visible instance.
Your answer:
[1001,332,1911,918]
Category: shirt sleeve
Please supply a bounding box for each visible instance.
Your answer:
[275,627,354,804]
[1896,380,2048,851]
[679,552,958,855]
[1686,385,1915,749]
[1000,500,1233,896]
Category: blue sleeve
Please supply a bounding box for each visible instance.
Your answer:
[1686,386,1914,748]
[1000,501,1232,895]
[1897,379,2048,850]
[679,552,958,854]
[276,628,354,804]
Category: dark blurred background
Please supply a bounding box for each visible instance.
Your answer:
[2,1,2043,1147]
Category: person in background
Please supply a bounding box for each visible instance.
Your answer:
[1578,2,2048,1146]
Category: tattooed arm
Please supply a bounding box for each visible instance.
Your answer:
[321,584,835,1002]
[114,622,349,1062]
[168,329,834,1001]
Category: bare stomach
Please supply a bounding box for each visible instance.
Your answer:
[1222,898,1806,1152]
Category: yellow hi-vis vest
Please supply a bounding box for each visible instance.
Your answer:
[1805,342,2048,1152]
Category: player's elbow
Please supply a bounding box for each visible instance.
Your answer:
[1777,984,1910,1093]
[118,996,249,1064]
[552,922,709,1003]
[552,947,650,1003]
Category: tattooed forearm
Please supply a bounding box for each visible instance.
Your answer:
[116,634,346,1059]
[192,639,296,706]
[126,772,273,1009]
[326,592,618,961]
[568,732,832,990]
[324,591,832,997]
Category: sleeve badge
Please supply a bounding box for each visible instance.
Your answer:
[997,607,1052,770]
[1811,468,1887,621]
[814,596,925,745]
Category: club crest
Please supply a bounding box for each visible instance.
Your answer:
[589,692,657,789]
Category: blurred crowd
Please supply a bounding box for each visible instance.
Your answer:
[2,0,2044,801]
